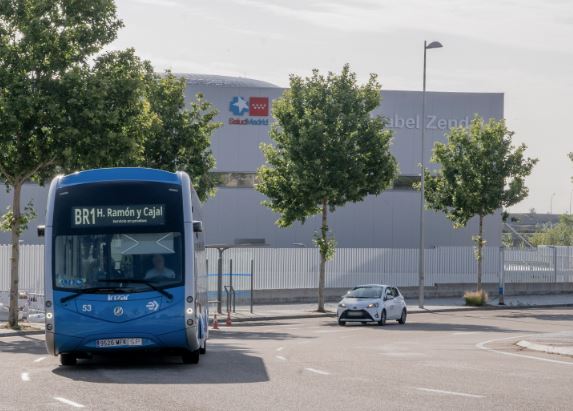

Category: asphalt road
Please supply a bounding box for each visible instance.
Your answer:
[1,308,573,410]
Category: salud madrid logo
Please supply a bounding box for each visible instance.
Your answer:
[228,96,269,126]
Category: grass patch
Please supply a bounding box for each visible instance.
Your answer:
[464,290,488,306]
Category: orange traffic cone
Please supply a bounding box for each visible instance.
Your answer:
[212,314,219,329]
[225,311,232,327]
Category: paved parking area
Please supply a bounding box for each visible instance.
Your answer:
[1,308,572,410]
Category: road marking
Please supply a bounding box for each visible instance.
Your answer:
[452,331,480,335]
[275,355,287,361]
[276,347,284,352]
[381,352,426,357]
[476,335,573,366]
[33,357,47,363]
[54,397,85,408]
[304,367,330,375]
[21,372,30,382]
[416,387,484,398]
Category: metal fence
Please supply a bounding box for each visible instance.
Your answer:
[1,245,573,299]
[0,245,44,293]
[206,247,505,291]
[503,246,573,283]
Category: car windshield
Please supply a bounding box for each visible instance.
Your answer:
[346,287,382,299]
[53,232,183,291]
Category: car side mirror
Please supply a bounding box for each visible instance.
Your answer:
[193,221,203,233]
[384,295,393,301]
[37,225,45,237]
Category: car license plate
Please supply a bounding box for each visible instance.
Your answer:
[347,311,362,317]
[96,338,143,348]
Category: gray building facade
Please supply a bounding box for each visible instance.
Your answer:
[0,74,504,248]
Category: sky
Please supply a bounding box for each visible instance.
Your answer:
[111,0,573,214]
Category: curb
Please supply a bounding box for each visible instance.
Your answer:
[214,312,337,324]
[517,340,573,357]
[0,329,44,337]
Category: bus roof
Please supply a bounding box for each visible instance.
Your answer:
[58,168,180,188]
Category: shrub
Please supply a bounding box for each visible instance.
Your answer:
[464,290,488,306]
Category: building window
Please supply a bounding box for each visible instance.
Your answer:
[392,175,420,190]
[211,172,259,188]
[211,172,420,191]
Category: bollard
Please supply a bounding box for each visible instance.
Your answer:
[225,311,232,327]
[212,314,219,329]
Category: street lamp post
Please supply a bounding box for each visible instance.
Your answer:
[550,192,556,215]
[419,40,443,309]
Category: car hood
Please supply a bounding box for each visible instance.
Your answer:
[339,297,380,309]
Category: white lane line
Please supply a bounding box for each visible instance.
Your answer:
[304,367,330,375]
[476,335,573,366]
[451,331,480,336]
[33,357,47,363]
[416,387,484,399]
[381,352,426,357]
[54,397,85,408]
[275,355,287,361]
[276,347,284,352]
[21,372,30,382]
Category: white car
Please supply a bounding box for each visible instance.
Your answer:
[337,284,407,326]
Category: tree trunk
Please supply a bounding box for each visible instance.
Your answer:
[8,182,22,329]
[477,214,484,292]
[317,198,328,312]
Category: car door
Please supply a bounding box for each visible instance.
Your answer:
[383,287,397,319]
[392,287,405,314]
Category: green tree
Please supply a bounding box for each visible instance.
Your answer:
[530,215,573,246]
[423,116,537,291]
[0,0,150,329]
[256,65,398,311]
[137,72,220,201]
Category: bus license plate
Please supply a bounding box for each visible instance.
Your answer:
[96,338,143,348]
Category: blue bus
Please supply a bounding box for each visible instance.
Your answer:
[42,168,208,365]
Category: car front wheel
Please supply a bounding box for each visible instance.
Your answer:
[338,319,346,326]
[378,310,386,326]
[398,309,407,325]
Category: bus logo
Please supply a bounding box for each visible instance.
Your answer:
[146,300,159,312]
[108,295,129,301]
[113,306,124,317]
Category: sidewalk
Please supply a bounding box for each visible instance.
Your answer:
[1,294,572,329]
[0,322,44,335]
[216,293,573,322]
[517,332,573,357]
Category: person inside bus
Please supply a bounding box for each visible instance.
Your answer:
[144,254,176,280]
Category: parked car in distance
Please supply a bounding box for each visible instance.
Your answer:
[337,284,407,326]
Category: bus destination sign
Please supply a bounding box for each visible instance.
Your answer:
[71,205,165,227]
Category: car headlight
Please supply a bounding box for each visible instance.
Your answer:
[367,303,379,308]
[338,303,346,308]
